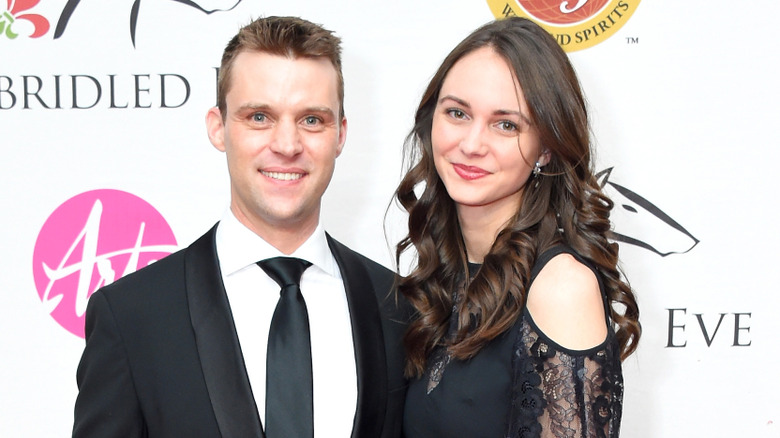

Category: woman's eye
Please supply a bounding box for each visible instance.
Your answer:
[498,121,518,131]
[447,109,466,119]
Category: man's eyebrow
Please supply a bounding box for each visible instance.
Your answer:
[235,104,336,117]
[304,106,337,116]
[236,103,271,112]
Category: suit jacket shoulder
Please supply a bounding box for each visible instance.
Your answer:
[74,226,259,438]
[325,234,410,438]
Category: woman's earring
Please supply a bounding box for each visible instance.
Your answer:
[532,162,543,188]
[533,161,542,176]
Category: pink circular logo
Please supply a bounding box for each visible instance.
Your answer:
[32,189,178,337]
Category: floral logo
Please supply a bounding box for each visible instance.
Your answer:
[32,189,178,337]
[1,0,50,39]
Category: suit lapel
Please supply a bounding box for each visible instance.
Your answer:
[185,226,265,438]
[327,235,388,438]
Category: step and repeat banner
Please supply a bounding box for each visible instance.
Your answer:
[2,1,778,436]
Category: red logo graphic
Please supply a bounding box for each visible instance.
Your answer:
[1,0,50,39]
[32,189,178,337]
[487,0,640,52]
[517,0,609,24]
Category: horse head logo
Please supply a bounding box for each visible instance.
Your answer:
[597,167,699,257]
[54,0,242,46]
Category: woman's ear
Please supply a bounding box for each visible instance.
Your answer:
[538,148,552,167]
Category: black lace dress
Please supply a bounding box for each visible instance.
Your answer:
[403,247,624,438]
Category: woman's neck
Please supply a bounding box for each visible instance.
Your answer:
[457,202,518,263]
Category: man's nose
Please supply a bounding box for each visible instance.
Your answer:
[270,120,304,157]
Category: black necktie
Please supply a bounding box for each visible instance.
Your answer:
[257,257,314,438]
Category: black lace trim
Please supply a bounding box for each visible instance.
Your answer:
[506,316,623,438]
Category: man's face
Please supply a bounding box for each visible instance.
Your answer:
[207,51,346,240]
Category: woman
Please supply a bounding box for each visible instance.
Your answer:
[395,17,640,437]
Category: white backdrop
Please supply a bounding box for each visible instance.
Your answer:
[2,1,779,436]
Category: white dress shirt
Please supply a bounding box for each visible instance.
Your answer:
[215,210,357,436]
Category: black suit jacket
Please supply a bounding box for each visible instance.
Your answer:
[73,225,408,438]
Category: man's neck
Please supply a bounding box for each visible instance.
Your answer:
[231,207,319,255]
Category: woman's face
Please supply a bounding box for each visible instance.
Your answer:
[431,46,546,223]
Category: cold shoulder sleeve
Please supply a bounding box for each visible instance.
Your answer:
[505,248,624,438]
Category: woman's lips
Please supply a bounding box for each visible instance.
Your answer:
[452,163,490,180]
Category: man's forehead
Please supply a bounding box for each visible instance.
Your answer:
[225,51,341,113]
[228,51,339,88]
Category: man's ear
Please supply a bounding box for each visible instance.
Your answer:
[335,116,347,157]
[206,107,226,152]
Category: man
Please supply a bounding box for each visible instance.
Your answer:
[73,16,407,438]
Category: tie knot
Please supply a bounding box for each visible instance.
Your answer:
[258,257,312,288]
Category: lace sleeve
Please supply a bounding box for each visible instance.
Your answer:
[506,311,624,438]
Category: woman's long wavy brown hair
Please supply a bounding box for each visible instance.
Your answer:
[394,17,641,378]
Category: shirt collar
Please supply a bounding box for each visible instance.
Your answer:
[215,209,341,279]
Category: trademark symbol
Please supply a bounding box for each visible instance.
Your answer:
[626,37,639,44]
